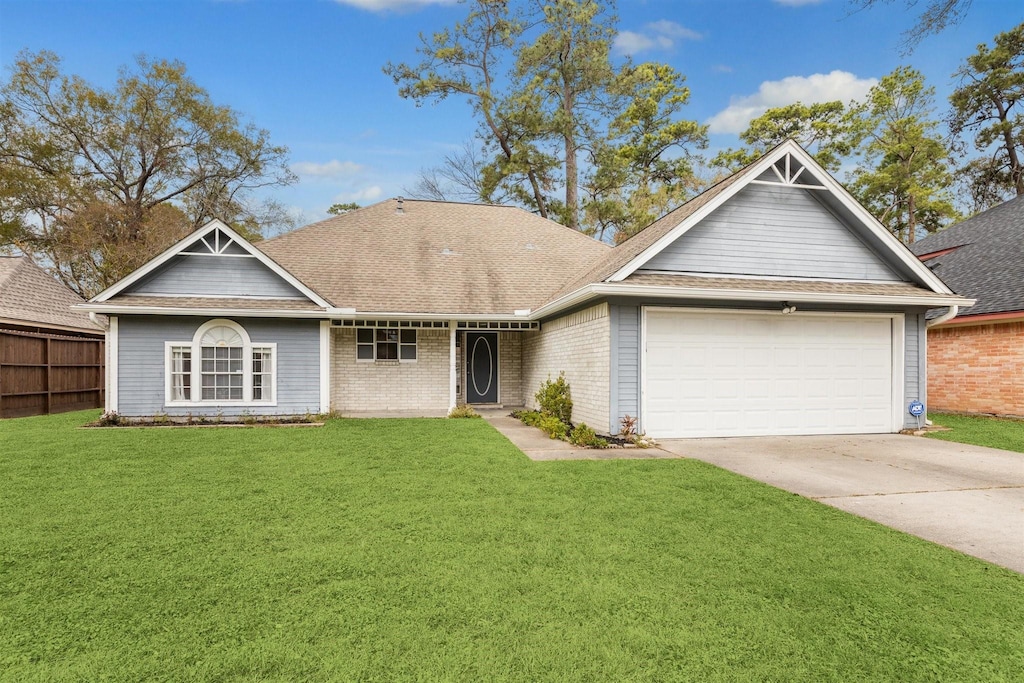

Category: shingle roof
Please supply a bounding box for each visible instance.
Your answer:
[104,295,324,311]
[256,199,610,315]
[622,273,951,300]
[546,162,756,303]
[910,196,1024,317]
[0,257,103,333]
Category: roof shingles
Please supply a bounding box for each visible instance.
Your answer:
[911,196,1024,317]
[0,257,103,332]
[256,200,610,315]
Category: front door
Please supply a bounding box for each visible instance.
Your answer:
[465,332,499,404]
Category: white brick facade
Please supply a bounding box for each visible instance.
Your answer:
[330,328,449,412]
[522,303,611,433]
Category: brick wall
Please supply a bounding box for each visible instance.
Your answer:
[522,303,611,433]
[331,327,449,413]
[927,321,1024,417]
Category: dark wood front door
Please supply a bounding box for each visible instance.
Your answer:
[465,332,498,404]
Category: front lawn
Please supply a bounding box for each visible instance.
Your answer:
[927,412,1024,453]
[1,412,1021,681]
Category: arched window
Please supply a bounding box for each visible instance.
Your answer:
[165,319,276,406]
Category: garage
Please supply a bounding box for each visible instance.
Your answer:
[642,308,902,438]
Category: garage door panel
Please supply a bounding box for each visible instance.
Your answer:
[644,310,895,438]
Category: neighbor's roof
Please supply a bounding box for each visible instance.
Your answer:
[911,196,1024,317]
[0,256,104,333]
[256,199,610,315]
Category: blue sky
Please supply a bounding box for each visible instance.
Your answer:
[0,0,1020,227]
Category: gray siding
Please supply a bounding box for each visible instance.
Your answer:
[609,304,640,434]
[642,184,902,281]
[128,255,305,298]
[117,315,321,416]
[904,311,927,429]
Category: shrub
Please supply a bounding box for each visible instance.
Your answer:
[537,414,569,440]
[569,423,608,448]
[448,404,482,419]
[536,373,572,424]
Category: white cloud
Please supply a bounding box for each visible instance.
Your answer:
[706,70,877,134]
[334,185,383,203]
[613,20,702,55]
[645,20,702,41]
[712,64,734,74]
[291,159,364,179]
[773,0,824,6]
[333,0,456,11]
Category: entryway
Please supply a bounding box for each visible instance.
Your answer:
[465,331,498,404]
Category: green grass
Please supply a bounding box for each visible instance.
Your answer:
[927,412,1024,453]
[1,412,1022,681]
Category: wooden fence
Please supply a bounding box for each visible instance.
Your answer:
[0,329,104,418]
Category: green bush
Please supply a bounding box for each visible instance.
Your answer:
[569,423,607,448]
[536,373,572,424]
[537,414,569,440]
[448,404,482,419]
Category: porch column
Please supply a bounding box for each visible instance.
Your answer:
[448,320,458,413]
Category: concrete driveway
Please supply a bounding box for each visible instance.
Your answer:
[658,434,1024,573]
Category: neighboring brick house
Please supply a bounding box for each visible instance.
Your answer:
[0,256,106,417]
[911,197,1024,417]
[80,141,970,437]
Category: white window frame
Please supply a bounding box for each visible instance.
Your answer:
[165,319,278,407]
[355,327,417,363]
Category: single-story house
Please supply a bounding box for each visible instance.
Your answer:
[1,256,106,417]
[79,141,971,438]
[910,196,1023,417]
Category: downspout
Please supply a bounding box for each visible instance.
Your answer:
[89,312,108,330]
[926,305,959,328]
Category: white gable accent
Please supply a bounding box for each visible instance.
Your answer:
[607,141,955,295]
[91,220,330,307]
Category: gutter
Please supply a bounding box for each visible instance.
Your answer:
[926,306,959,328]
[530,283,975,321]
[88,312,109,330]
[74,304,535,323]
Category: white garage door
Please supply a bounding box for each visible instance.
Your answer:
[643,309,898,438]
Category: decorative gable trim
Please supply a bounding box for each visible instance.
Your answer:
[606,140,954,295]
[90,219,331,307]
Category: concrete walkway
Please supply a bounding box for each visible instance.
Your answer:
[659,434,1024,573]
[480,410,679,461]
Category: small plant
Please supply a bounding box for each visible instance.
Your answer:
[619,414,637,438]
[569,423,608,448]
[213,410,224,424]
[448,404,482,419]
[97,411,120,426]
[536,373,573,424]
[631,434,656,449]
[537,414,569,440]
[152,412,169,425]
[241,410,258,426]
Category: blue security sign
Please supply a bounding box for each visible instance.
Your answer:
[908,401,925,417]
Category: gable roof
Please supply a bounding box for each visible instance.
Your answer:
[256,199,610,315]
[0,257,103,333]
[546,140,957,310]
[89,219,331,308]
[910,195,1024,317]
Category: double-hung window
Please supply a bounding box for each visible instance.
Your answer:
[166,319,276,405]
[357,328,416,362]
